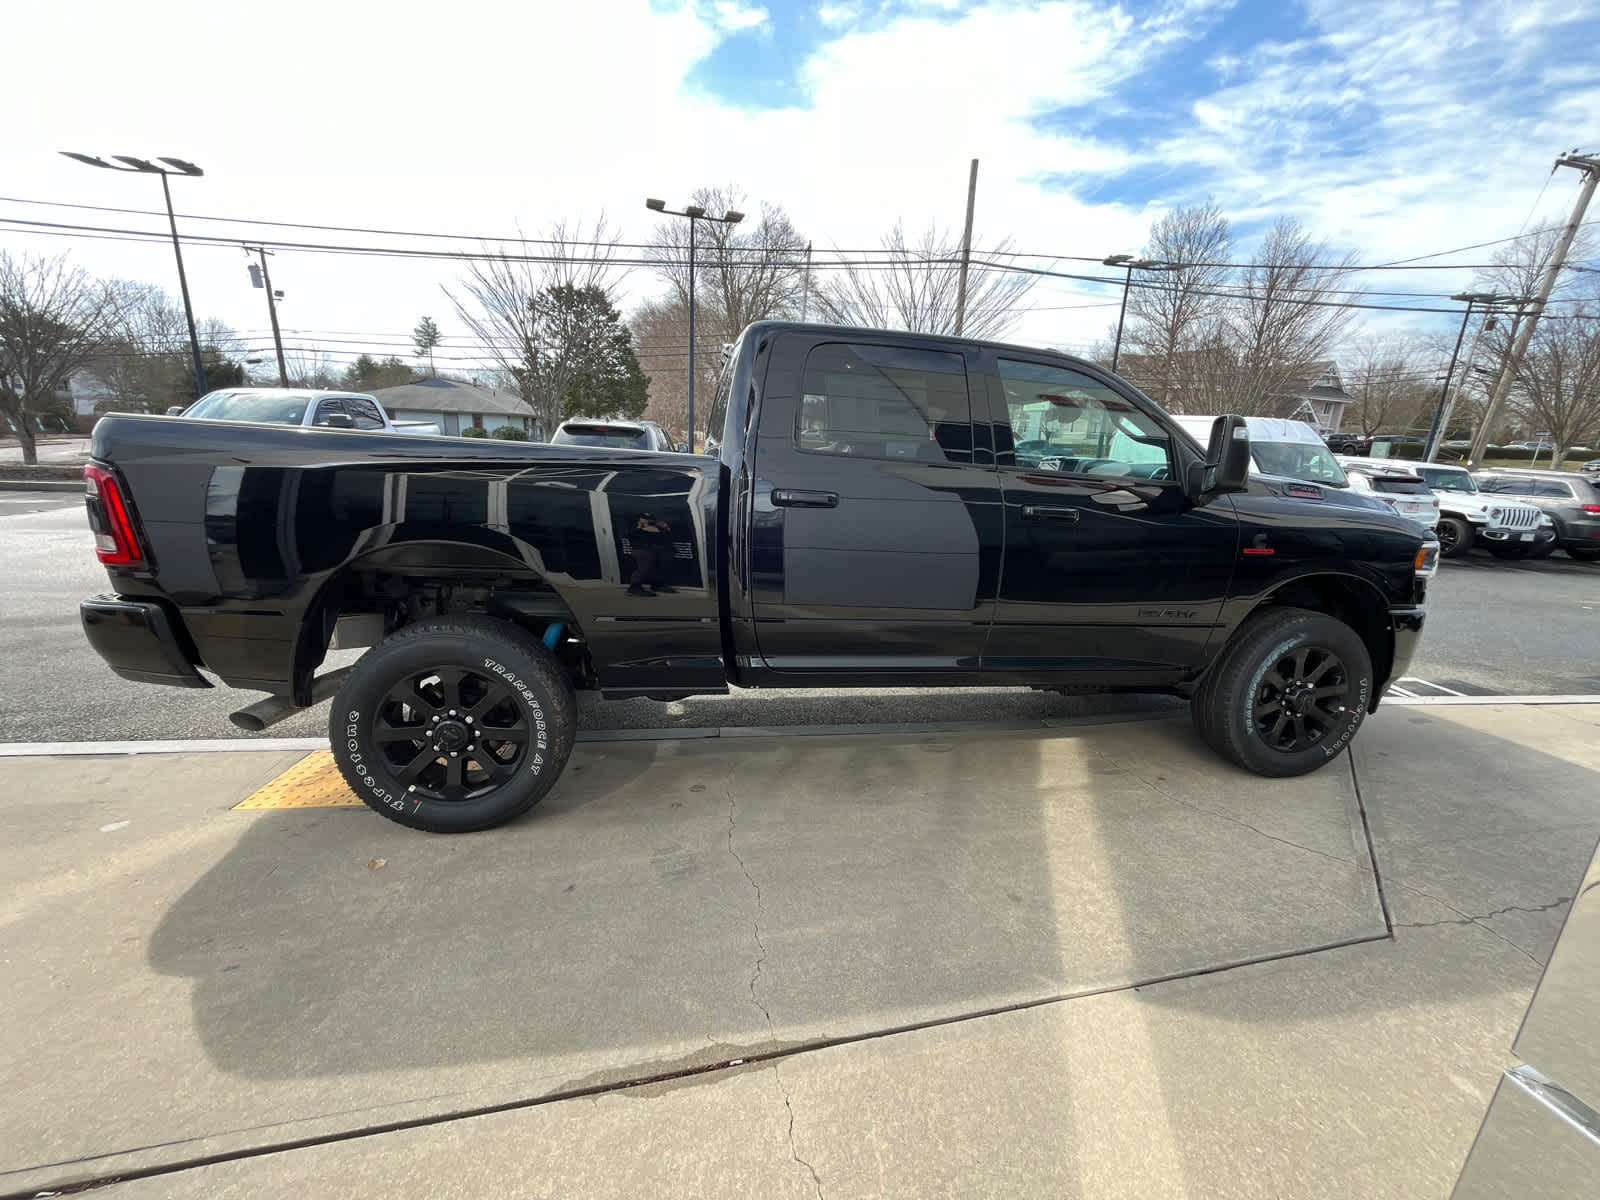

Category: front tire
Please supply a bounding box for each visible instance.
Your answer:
[1436,516,1472,558]
[1193,607,1374,778]
[330,616,576,833]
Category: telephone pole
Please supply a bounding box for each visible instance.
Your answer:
[1467,151,1600,467]
[244,245,288,386]
[954,158,978,336]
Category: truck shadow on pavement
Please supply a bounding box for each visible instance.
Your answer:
[146,716,1399,1088]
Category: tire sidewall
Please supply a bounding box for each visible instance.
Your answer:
[1229,618,1372,776]
[332,626,570,832]
[1437,517,1471,557]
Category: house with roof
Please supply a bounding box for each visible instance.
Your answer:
[368,377,535,438]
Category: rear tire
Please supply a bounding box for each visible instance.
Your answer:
[1193,607,1373,778]
[330,616,576,833]
[1436,517,1472,558]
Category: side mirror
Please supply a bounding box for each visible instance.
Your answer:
[322,411,355,429]
[1186,415,1250,504]
[165,405,187,417]
[675,442,690,453]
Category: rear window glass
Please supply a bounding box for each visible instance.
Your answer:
[1368,477,1431,494]
[182,392,311,424]
[552,426,651,449]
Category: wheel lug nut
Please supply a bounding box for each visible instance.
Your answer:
[465,716,473,723]
[450,751,458,758]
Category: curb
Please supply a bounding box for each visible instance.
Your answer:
[0,479,84,493]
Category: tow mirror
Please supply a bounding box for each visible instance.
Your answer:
[1186,414,1251,504]
[165,405,187,417]
[322,411,355,429]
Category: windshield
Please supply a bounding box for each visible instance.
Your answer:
[182,392,311,425]
[1250,440,1348,485]
[1414,465,1477,493]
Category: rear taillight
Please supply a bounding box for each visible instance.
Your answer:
[1582,504,1600,514]
[83,463,146,566]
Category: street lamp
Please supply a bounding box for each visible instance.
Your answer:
[1423,291,1523,462]
[61,152,209,396]
[1102,254,1162,374]
[645,197,744,450]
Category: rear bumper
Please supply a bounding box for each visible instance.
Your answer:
[80,596,211,689]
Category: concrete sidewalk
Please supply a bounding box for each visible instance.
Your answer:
[2,703,1596,1199]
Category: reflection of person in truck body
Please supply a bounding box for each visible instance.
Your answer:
[627,512,675,595]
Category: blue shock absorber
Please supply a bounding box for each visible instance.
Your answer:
[542,622,564,649]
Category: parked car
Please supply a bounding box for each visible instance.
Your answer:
[79,322,1433,831]
[1580,458,1600,476]
[1474,469,1600,562]
[1411,462,1554,559]
[1323,432,1370,455]
[169,388,441,435]
[1365,434,1426,460]
[549,419,677,451]
[1334,458,1441,532]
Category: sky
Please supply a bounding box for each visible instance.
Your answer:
[3,0,1597,382]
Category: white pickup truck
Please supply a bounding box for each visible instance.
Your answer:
[167,388,441,436]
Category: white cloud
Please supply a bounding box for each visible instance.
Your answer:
[3,0,1594,366]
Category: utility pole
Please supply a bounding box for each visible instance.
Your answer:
[244,245,288,386]
[800,241,813,322]
[1467,151,1600,467]
[1424,292,1520,461]
[954,158,978,336]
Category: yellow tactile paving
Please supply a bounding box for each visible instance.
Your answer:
[233,750,365,810]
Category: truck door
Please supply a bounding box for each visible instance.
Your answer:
[978,353,1238,685]
[747,333,1003,677]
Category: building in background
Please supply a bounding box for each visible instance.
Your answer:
[369,378,534,438]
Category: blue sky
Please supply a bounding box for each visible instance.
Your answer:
[3,0,1597,364]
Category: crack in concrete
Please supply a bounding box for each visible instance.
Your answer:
[1105,751,1359,870]
[1389,881,1569,965]
[726,792,824,1198]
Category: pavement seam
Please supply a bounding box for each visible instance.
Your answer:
[726,790,824,1198]
[1346,751,1396,935]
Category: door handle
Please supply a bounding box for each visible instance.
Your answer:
[1022,504,1080,522]
[772,489,840,508]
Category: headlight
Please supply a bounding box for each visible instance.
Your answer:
[1414,540,1440,578]
[1539,514,1554,527]
[1488,507,1502,521]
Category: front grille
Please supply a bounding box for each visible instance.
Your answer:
[1496,506,1538,531]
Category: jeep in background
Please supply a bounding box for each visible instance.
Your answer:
[1411,463,1553,559]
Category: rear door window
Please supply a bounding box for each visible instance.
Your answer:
[797,342,973,463]
[346,397,387,430]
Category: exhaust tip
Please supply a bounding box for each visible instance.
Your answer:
[229,710,269,733]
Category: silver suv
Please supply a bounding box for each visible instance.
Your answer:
[1411,463,1553,560]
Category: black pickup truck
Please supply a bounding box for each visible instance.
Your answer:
[81,321,1432,832]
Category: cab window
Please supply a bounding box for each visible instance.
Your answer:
[996,359,1171,480]
[797,342,972,463]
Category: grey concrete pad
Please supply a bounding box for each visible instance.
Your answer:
[102,919,1539,1200]
[1354,704,1600,964]
[0,720,1380,1194]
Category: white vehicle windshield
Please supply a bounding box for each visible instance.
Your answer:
[1414,465,1477,493]
[182,392,312,424]
[1251,440,1348,485]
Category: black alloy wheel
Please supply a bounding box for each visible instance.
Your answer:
[1436,516,1471,558]
[1249,645,1353,755]
[331,616,576,832]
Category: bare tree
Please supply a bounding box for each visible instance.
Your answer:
[1511,308,1600,459]
[91,281,188,412]
[647,185,809,345]
[1217,217,1359,417]
[446,216,627,438]
[1473,222,1598,439]
[629,296,696,443]
[812,221,1036,340]
[1342,337,1434,436]
[0,252,120,463]
[1122,200,1234,408]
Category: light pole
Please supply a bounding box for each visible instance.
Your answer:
[61,152,209,396]
[646,197,743,449]
[1102,254,1161,373]
[1423,292,1523,462]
